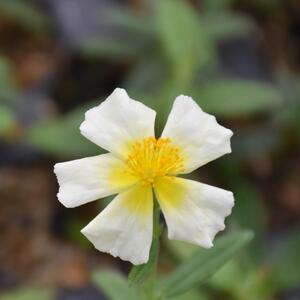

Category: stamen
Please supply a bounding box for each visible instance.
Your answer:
[126,137,185,185]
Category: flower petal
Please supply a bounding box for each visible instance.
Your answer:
[80,88,156,158]
[154,177,234,248]
[54,153,138,208]
[162,95,233,173]
[81,184,153,265]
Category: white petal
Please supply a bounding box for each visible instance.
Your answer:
[54,153,138,208]
[81,185,153,265]
[162,95,233,173]
[80,88,156,158]
[155,177,234,248]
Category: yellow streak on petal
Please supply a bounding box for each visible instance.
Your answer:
[121,184,153,218]
[108,161,139,191]
[154,176,188,210]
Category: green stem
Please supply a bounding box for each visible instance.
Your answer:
[142,198,162,300]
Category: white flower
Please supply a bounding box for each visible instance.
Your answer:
[54,88,234,265]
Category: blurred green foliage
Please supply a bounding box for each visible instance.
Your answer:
[93,271,140,300]
[27,103,100,158]
[0,56,18,137]
[93,232,252,300]
[27,0,283,156]
[0,0,49,33]
[159,231,253,298]
[0,56,19,104]
[267,228,300,291]
[0,288,53,300]
[1,0,300,300]
[0,105,15,137]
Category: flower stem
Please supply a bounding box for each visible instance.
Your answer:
[141,197,162,300]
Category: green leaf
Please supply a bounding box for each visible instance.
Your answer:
[166,238,198,261]
[190,79,282,117]
[107,7,154,37]
[26,103,99,157]
[0,0,49,33]
[0,56,19,104]
[209,260,272,300]
[202,0,234,11]
[159,231,253,298]
[0,105,15,136]
[0,288,53,300]
[155,0,213,85]
[268,228,300,291]
[93,271,139,300]
[171,289,211,300]
[200,12,254,41]
[209,259,243,290]
[125,58,167,95]
[231,182,266,262]
[217,160,266,263]
[80,6,154,60]
[79,37,147,60]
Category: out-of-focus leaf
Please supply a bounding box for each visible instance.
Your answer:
[0,105,15,136]
[108,7,154,36]
[79,38,147,59]
[0,0,48,33]
[26,103,99,157]
[191,79,282,117]
[200,12,254,41]
[276,75,300,134]
[155,0,213,85]
[166,237,198,261]
[171,289,211,300]
[202,0,234,10]
[209,259,243,290]
[159,231,253,298]
[268,228,300,291]
[218,159,266,263]
[0,288,53,300]
[210,260,272,300]
[0,56,18,103]
[230,182,265,262]
[80,5,154,60]
[93,271,139,300]
[125,58,167,95]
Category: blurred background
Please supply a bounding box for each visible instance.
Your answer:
[0,0,300,299]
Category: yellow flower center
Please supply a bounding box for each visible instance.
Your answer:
[126,137,184,186]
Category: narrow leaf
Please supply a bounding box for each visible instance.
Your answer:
[93,271,139,300]
[190,79,282,117]
[160,231,253,297]
[0,56,19,104]
[0,288,53,300]
[155,0,213,84]
[26,102,99,157]
[0,105,15,136]
[200,12,254,41]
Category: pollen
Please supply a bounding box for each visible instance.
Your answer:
[125,137,185,186]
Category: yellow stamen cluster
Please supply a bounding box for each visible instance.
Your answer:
[126,137,184,186]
